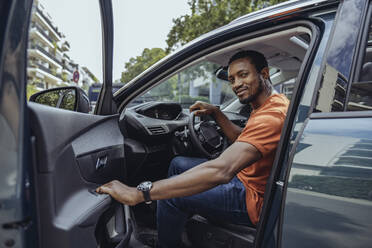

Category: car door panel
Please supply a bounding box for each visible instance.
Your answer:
[28,102,127,248]
[54,190,111,229]
[281,116,372,248]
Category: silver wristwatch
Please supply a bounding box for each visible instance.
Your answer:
[137,181,153,204]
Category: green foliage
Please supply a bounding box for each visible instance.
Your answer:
[35,90,60,107]
[34,89,76,111]
[166,0,288,52]
[183,61,219,85]
[61,72,68,82]
[27,84,39,100]
[121,48,167,83]
[148,81,174,100]
[52,41,58,56]
[51,67,57,76]
[59,90,75,110]
[92,75,99,83]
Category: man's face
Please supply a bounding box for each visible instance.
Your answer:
[227,58,263,104]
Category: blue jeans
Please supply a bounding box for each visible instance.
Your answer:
[156,156,253,248]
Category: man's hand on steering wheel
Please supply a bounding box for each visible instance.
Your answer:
[189,101,219,117]
[189,101,228,159]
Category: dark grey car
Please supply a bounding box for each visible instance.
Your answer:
[0,0,371,247]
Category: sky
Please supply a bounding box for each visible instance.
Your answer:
[39,0,190,82]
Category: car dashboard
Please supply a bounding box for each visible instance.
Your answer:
[120,102,189,137]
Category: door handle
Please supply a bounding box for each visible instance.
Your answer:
[96,155,108,170]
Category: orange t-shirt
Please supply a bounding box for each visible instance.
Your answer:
[236,94,289,225]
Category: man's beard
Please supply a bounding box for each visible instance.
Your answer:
[239,77,264,104]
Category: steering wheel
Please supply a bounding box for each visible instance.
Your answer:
[188,112,227,159]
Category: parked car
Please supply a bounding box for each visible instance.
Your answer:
[1,0,371,247]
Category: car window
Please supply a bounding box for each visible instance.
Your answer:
[314,0,365,112]
[26,0,102,102]
[128,61,236,110]
[347,10,372,111]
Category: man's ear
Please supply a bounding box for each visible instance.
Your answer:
[260,67,270,80]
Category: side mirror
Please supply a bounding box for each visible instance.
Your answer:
[29,86,90,113]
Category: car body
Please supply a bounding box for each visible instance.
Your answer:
[0,0,371,247]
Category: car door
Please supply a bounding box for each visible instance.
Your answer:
[278,0,372,247]
[0,0,131,247]
[0,0,36,247]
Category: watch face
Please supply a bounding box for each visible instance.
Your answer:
[137,181,152,191]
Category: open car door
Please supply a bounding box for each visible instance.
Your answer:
[22,0,131,247]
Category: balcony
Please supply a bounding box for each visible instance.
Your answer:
[31,23,54,44]
[61,41,70,51]
[35,7,61,40]
[28,62,61,84]
[63,66,73,74]
[29,44,63,67]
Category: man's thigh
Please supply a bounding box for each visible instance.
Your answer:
[168,156,208,176]
[170,176,252,226]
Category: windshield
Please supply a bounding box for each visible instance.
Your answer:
[128,61,236,110]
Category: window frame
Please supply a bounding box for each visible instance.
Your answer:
[349,1,372,86]
[344,1,372,112]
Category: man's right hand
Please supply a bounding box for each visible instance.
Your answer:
[189,101,219,117]
[190,101,243,143]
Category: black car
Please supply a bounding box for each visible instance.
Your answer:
[1,0,371,247]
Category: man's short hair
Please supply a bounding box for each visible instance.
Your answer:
[228,50,268,73]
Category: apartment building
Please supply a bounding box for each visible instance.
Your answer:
[27,0,95,91]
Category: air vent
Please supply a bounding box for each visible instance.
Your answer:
[147,126,167,135]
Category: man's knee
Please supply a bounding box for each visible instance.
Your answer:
[157,197,188,217]
[168,156,190,177]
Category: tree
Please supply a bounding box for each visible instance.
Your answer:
[120,1,288,83]
[166,0,288,52]
[121,48,166,83]
[27,84,39,100]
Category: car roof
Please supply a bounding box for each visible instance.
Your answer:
[230,0,338,25]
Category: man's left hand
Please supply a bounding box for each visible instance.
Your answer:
[96,180,143,206]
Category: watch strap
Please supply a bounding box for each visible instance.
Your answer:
[142,190,152,204]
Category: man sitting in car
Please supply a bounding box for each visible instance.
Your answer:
[97,50,289,248]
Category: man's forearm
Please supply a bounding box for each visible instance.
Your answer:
[148,159,229,201]
[213,109,243,142]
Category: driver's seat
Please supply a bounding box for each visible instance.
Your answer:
[186,215,256,248]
